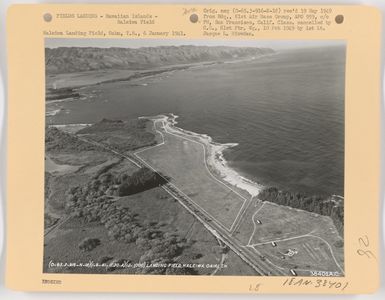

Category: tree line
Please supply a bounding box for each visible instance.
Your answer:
[116,167,167,196]
[258,187,344,237]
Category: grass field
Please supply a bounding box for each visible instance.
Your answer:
[232,198,264,243]
[245,202,340,245]
[136,121,246,230]
[234,201,344,275]
[251,235,343,275]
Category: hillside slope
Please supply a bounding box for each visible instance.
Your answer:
[45,45,274,74]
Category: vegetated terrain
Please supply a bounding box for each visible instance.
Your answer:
[44,118,255,275]
[45,46,274,74]
[258,187,344,237]
[130,118,345,276]
[77,118,157,152]
[44,45,275,90]
[45,116,344,276]
[235,200,344,274]
[136,120,246,230]
[252,235,343,276]
[46,126,99,153]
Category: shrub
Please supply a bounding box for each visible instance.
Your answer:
[78,238,101,251]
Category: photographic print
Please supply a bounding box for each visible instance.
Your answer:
[43,39,345,277]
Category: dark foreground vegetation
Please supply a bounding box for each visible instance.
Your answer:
[77,118,156,152]
[116,168,167,196]
[64,167,195,274]
[44,121,205,275]
[258,187,344,237]
[46,126,98,153]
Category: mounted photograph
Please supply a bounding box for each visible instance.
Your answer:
[43,38,345,277]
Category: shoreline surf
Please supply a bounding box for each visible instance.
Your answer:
[52,114,343,199]
[147,113,264,197]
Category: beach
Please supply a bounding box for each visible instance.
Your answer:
[153,114,263,197]
[46,46,345,196]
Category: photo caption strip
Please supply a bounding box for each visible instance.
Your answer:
[42,6,343,39]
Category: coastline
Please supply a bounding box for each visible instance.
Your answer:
[45,53,275,90]
[49,115,263,199]
[49,115,344,200]
[45,53,276,119]
[151,113,263,197]
[46,60,227,90]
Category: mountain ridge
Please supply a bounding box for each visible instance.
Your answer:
[45,45,274,74]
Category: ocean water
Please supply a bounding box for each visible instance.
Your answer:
[48,46,345,196]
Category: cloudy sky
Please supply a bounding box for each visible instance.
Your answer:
[45,38,345,50]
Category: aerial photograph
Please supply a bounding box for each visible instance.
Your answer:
[44,38,345,276]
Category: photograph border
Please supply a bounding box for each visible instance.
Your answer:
[5,4,381,293]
